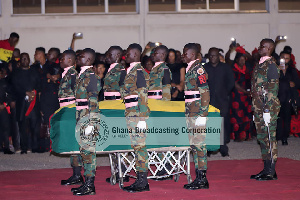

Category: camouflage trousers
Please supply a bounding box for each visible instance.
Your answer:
[254,111,278,162]
[80,146,96,177]
[70,154,83,167]
[186,117,207,170]
[77,118,97,178]
[125,116,148,173]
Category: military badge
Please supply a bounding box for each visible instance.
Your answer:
[197,68,204,75]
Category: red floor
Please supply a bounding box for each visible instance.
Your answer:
[0,158,299,200]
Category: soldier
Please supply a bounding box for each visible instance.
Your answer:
[71,48,101,195]
[103,46,126,101]
[182,43,210,190]
[122,43,150,193]
[149,45,171,100]
[102,46,129,183]
[250,39,280,181]
[149,45,173,180]
[58,50,83,186]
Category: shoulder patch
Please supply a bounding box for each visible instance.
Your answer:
[267,62,279,80]
[197,68,204,75]
[137,70,147,88]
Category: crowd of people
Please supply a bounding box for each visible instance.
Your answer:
[1,32,300,195]
[0,32,299,157]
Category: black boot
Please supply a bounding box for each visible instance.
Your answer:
[151,163,173,181]
[256,161,277,181]
[184,169,209,190]
[282,139,288,145]
[123,172,150,193]
[3,148,15,154]
[250,160,268,179]
[219,145,229,157]
[72,176,96,196]
[61,166,83,185]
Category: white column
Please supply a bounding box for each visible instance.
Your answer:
[73,0,77,14]
[268,0,279,40]
[105,0,109,13]
[234,0,239,11]
[139,0,146,47]
[41,0,45,14]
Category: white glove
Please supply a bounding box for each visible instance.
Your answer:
[136,121,147,130]
[195,116,207,126]
[263,112,271,126]
[85,125,94,136]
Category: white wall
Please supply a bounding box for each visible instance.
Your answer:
[0,0,299,69]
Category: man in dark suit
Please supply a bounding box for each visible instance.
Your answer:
[204,47,235,156]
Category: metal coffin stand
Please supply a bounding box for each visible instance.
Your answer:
[108,146,192,189]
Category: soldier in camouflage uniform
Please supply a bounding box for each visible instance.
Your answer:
[103,46,126,100]
[250,39,280,181]
[59,50,84,186]
[149,45,172,101]
[149,45,173,180]
[102,46,129,184]
[122,43,151,193]
[182,43,210,190]
[71,48,102,195]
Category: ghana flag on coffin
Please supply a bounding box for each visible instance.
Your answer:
[50,99,221,153]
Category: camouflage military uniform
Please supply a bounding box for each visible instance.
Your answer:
[148,62,171,100]
[58,66,82,168]
[185,60,210,170]
[251,57,280,162]
[75,66,102,178]
[148,62,172,163]
[103,63,126,99]
[124,62,150,172]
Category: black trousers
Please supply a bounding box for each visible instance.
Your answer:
[277,102,291,141]
[10,107,20,150]
[18,110,40,151]
[221,111,231,144]
[0,109,11,149]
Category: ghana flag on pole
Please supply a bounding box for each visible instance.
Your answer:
[0,39,14,62]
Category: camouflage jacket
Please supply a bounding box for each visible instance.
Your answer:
[75,66,102,120]
[149,62,172,100]
[103,63,126,98]
[124,62,150,118]
[251,58,280,112]
[185,60,210,117]
[58,66,77,107]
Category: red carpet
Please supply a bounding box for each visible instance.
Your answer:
[1,158,299,200]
